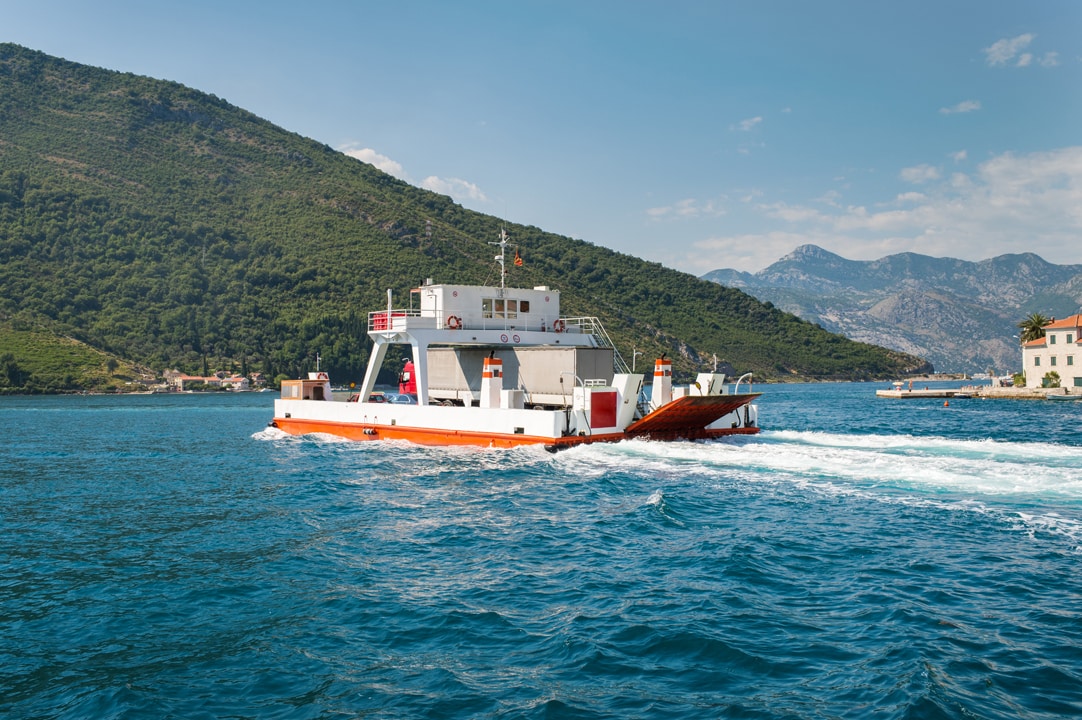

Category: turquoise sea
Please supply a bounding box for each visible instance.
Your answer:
[2,383,1080,719]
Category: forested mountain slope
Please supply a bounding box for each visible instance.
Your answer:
[0,44,926,392]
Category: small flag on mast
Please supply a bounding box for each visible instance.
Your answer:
[514,249,523,267]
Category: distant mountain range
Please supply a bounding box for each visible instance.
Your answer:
[703,245,1082,374]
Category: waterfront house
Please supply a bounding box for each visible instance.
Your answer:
[166,371,250,391]
[1021,314,1082,388]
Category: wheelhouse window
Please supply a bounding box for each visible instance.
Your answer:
[483,297,524,319]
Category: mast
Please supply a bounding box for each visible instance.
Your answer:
[488,228,511,295]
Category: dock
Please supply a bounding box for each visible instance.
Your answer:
[875,388,970,399]
[876,385,1071,400]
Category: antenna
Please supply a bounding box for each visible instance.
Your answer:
[488,228,511,293]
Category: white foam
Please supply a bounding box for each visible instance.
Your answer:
[549,432,1082,551]
[251,426,290,441]
[553,431,1082,499]
[745,430,1082,497]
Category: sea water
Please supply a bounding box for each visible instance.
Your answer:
[1,384,1080,719]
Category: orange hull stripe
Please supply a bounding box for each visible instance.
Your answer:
[271,417,757,448]
[274,417,572,448]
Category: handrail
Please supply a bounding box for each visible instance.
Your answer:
[733,372,754,395]
[559,371,582,410]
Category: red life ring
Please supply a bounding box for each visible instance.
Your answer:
[447,315,461,330]
[316,372,329,380]
[553,319,565,333]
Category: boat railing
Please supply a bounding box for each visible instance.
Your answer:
[369,312,630,371]
[369,309,421,331]
[475,314,555,333]
[564,317,631,374]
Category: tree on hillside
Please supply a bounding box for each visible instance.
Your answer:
[1017,313,1050,343]
[1,353,29,389]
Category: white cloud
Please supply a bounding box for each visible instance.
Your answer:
[939,100,981,115]
[421,176,488,202]
[734,116,762,132]
[894,192,927,204]
[984,33,1035,66]
[648,197,726,220]
[949,150,967,163]
[690,231,818,275]
[759,201,827,223]
[950,172,972,189]
[982,34,1059,69]
[342,146,406,178]
[683,146,1082,273]
[816,190,842,207]
[339,144,488,204]
[900,164,941,183]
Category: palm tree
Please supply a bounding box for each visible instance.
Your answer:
[1017,312,1050,343]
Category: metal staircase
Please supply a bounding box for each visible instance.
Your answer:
[564,317,631,374]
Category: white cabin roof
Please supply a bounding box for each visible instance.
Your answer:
[413,283,561,328]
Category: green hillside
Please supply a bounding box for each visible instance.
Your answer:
[0,319,153,394]
[0,44,928,392]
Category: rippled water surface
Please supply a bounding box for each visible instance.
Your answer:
[2,385,1080,719]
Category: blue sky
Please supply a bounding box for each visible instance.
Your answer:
[4,1,1080,274]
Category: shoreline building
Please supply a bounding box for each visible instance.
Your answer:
[1021,314,1082,388]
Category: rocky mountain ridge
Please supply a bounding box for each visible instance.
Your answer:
[704,245,1082,374]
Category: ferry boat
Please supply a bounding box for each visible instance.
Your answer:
[269,231,760,450]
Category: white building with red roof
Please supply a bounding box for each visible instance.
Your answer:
[1021,314,1082,388]
[165,371,250,391]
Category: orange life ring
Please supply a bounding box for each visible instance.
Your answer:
[553,319,565,333]
[316,372,329,380]
[447,315,461,330]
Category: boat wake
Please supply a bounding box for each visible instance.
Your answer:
[253,423,1082,547]
[258,424,1082,501]
[553,430,1082,550]
[558,430,1082,498]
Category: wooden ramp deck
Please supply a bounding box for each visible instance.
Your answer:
[624,393,761,436]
